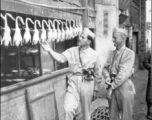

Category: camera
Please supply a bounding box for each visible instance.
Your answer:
[110,74,116,82]
[106,74,116,90]
[82,69,95,81]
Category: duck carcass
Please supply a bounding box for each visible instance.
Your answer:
[23,18,34,44]
[60,21,66,42]
[0,14,5,44]
[56,20,61,42]
[72,19,77,38]
[68,20,73,40]
[1,13,15,47]
[75,19,79,36]
[51,20,57,42]
[46,20,53,42]
[0,26,3,43]
[78,18,83,35]
[31,20,41,45]
[39,19,49,43]
[65,20,70,40]
[12,16,25,46]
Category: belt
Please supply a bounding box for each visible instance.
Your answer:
[73,72,83,76]
[73,72,94,81]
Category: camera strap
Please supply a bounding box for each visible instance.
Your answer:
[79,47,83,68]
[111,48,126,74]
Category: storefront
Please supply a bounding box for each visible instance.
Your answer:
[0,0,96,119]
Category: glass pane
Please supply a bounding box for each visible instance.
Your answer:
[1,43,41,88]
[54,41,67,70]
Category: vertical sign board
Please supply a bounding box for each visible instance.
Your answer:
[103,10,109,37]
[119,0,132,11]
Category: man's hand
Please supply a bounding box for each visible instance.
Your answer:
[41,42,52,52]
[105,77,111,85]
[106,87,112,100]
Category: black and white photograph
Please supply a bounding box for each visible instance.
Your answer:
[0,0,151,120]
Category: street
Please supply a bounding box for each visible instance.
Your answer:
[132,70,149,120]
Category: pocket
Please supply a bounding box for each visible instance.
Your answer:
[125,80,136,94]
[69,62,77,73]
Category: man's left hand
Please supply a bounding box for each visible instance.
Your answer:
[106,87,113,100]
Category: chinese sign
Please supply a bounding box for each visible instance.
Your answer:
[103,10,109,36]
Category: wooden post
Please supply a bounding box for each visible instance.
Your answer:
[81,0,88,27]
[38,44,43,76]
[17,46,21,77]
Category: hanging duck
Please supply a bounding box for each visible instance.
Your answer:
[78,18,83,35]
[72,19,77,38]
[46,20,53,42]
[56,20,61,42]
[75,19,79,36]
[39,19,49,43]
[68,19,73,40]
[12,16,25,47]
[65,19,69,40]
[51,19,57,42]
[1,13,15,47]
[31,20,41,45]
[23,18,34,44]
[0,13,5,45]
[0,26,3,43]
[60,21,66,42]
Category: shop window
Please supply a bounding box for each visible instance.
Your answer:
[0,11,78,88]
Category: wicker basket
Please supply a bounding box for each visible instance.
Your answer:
[91,106,110,120]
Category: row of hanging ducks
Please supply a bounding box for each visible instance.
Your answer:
[0,13,83,47]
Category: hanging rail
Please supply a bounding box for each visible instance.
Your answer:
[14,0,86,10]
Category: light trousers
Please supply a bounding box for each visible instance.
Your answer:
[109,79,135,120]
[64,75,94,120]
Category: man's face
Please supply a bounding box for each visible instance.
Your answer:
[78,32,89,47]
[112,33,123,48]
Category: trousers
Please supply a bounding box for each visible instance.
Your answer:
[109,79,135,120]
[64,75,94,120]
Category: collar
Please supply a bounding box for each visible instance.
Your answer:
[116,45,126,54]
[79,46,90,53]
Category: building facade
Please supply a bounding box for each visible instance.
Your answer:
[94,0,147,72]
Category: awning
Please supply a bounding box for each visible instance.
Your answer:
[119,13,128,24]
[119,0,132,11]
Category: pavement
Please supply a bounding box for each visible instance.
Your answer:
[132,70,149,120]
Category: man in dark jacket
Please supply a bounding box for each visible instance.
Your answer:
[143,51,152,119]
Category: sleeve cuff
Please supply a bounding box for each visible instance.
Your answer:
[111,83,116,90]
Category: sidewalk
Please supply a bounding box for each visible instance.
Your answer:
[132,70,149,120]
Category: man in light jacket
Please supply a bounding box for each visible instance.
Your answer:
[41,28,102,120]
[103,27,135,120]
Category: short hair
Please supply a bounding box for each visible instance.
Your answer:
[87,35,94,43]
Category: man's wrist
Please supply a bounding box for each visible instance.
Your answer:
[105,75,110,79]
[48,49,53,53]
